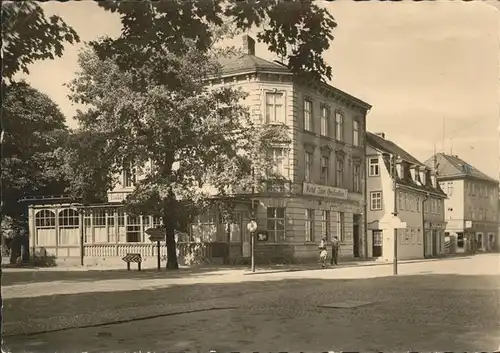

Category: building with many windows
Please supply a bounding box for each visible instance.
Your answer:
[27,35,371,266]
[366,132,447,261]
[424,153,499,253]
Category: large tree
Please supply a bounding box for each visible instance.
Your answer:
[1,82,69,228]
[2,1,79,82]
[67,45,277,269]
[93,0,336,84]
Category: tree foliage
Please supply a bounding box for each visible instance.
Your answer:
[67,45,277,269]
[93,0,336,83]
[1,82,69,226]
[2,1,80,82]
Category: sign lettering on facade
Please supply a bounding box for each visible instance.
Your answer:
[302,182,348,200]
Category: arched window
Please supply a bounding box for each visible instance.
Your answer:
[35,210,56,228]
[58,209,80,228]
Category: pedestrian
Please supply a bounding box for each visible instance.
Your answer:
[318,236,328,268]
[331,235,340,266]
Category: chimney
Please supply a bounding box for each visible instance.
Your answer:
[375,132,385,139]
[242,35,255,55]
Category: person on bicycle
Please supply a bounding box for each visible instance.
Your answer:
[318,236,328,268]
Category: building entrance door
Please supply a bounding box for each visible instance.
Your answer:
[353,214,361,258]
[372,230,382,257]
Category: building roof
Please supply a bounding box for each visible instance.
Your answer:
[218,54,291,76]
[366,132,446,197]
[366,132,427,167]
[215,36,371,111]
[424,153,498,184]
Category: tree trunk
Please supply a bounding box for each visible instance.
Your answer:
[163,195,179,270]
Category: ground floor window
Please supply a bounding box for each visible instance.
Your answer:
[321,210,330,241]
[267,207,286,242]
[305,209,314,242]
[334,212,345,241]
[126,215,141,242]
[457,232,464,248]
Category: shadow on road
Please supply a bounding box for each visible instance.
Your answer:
[2,273,499,352]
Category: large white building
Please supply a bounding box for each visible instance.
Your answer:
[366,132,447,261]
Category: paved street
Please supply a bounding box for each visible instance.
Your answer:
[3,254,500,352]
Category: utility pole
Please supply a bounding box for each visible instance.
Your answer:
[392,153,398,275]
[250,167,256,273]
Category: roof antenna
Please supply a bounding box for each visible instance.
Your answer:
[450,138,453,155]
[441,117,445,153]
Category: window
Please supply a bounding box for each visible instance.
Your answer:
[270,148,285,177]
[58,209,79,228]
[107,211,115,227]
[126,215,141,242]
[265,92,284,123]
[353,120,360,147]
[320,156,329,184]
[321,210,330,241]
[335,111,343,141]
[404,193,410,211]
[304,99,313,131]
[368,158,379,176]
[335,212,345,241]
[267,207,286,242]
[370,191,383,210]
[123,167,136,188]
[353,164,361,192]
[93,210,106,227]
[142,215,150,229]
[191,213,217,242]
[416,196,420,212]
[305,209,315,242]
[398,192,405,211]
[336,155,344,188]
[411,229,416,244]
[35,210,56,228]
[305,152,313,182]
[118,210,125,226]
[320,106,329,136]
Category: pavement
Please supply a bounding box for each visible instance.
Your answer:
[2,254,500,352]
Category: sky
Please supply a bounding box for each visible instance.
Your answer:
[16,1,500,180]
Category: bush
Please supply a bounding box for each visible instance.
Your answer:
[183,243,208,266]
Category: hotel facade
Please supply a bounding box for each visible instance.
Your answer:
[27,36,372,266]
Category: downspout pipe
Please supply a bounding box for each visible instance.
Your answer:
[422,192,429,259]
[363,136,369,259]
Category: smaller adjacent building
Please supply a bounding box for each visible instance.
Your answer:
[425,153,499,253]
[366,132,447,262]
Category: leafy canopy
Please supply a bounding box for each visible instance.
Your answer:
[2,1,80,81]
[67,43,277,268]
[93,0,336,83]
[1,82,69,225]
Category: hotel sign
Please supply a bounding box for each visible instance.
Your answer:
[302,182,348,200]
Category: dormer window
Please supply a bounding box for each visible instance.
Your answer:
[425,170,431,186]
[419,169,426,185]
[431,174,437,188]
[396,162,402,179]
[410,167,417,182]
